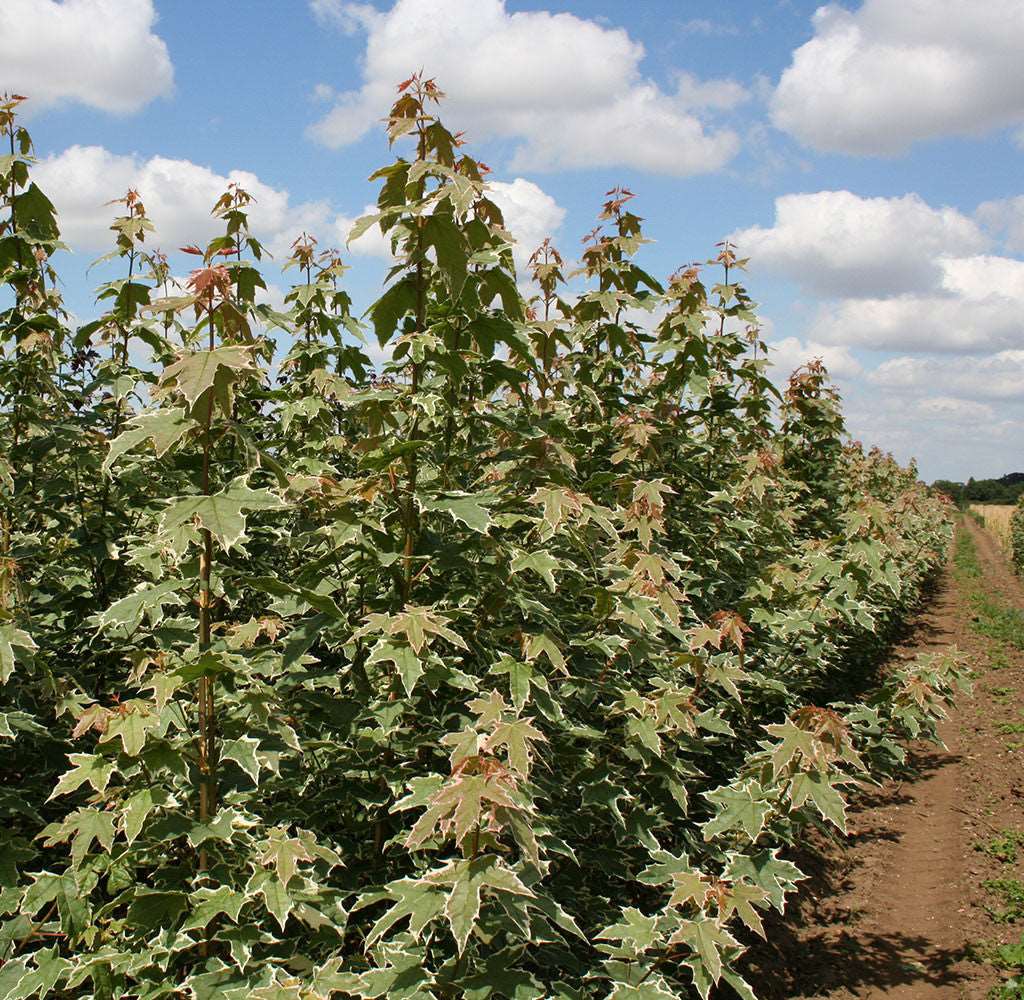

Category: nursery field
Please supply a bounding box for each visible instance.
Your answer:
[971,504,1015,554]
[0,81,987,1000]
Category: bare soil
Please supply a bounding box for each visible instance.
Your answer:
[743,517,1024,999]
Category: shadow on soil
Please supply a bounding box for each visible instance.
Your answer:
[740,744,965,998]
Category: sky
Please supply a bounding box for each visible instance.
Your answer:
[2,0,1024,483]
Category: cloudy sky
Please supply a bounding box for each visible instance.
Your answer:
[3,0,1023,482]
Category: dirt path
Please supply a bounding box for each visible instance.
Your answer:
[744,517,1024,999]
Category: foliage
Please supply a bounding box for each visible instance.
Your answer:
[0,82,960,999]
[934,474,1024,507]
[1012,497,1024,575]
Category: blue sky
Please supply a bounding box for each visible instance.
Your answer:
[4,0,1024,482]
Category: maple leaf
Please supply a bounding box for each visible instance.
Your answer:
[701,780,772,842]
[360,877,446,948]
[0,623,36,684]
[186,263,231,303]
[483,716,546,777]
[717,881,771,937]
[158,344,259,417]
[160,476,286,552]
[405,769,521,851]
[260,829,313,887]
[669,915,741,985]
[424,857,533,955]
[723,849,806,913]
[596,907,660,954]
[354,605,468,656]
[668,869,712,910]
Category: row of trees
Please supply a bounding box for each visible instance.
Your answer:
[1,81,962,999]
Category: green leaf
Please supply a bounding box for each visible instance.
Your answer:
[126,890,188,930]
[43,807,116,865]
[789,770,848,832]
[723,849,805,913]
[523,633,566,674]
[159,345,259,416]
[424,857,534,955]
[762,719,819,779]
[0,623,35,684]
[367,277,417,348]
[122,788,161,845]
[161,476,286,551]
[511,550,562,592]
[49,754,116,799]
[181,886,246,932]
[421,494,491,534]
[100,704,159,756]
[362,877,446,947]
[259,829,312,887]
[102,407,195,474]
[485,716,546,776]
[95,579,185,634]
[597,907,660,952]
[24,945,70,1000]
[701,780,771,842]
[12,183,59,241]
[222,736,262,784]
[368,642,424,697]
[423,211,468,296]
[248,869,293,931]
[668,915,740,984]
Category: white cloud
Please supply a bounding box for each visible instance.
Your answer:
[913,395,995,422]
[771,0,1024,154]
[976,194,1024,253]
[808,254,1024,352]
[869,350,1024,401]
[0,0,173,114]
[33,145,333,259]
[308,0,743,176]
[733,190,987,297]
[334,206,396,260]
[487,178,565,268]
[766,336,863,380]
[33,142,566,273]
[333,176,566,269]
[840,387,1024,480]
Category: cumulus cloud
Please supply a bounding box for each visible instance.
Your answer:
[976,194,1024,253]
[487,178,566,267]
[771,0,1024,154]
[34,143,568,285]
[732,190,988,298]
[333,176,566,269]
[869,350,1024,401]
[808,255,1024,352]
[32,145,333,259]
[308,0,744,176]
[0,0,173,114]
[765,336,863,381]
[913,395,995,422]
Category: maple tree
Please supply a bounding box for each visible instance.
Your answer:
[0,82,965,999]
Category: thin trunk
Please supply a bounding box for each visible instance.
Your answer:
[197,316,218,890]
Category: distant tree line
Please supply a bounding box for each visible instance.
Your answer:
[932,472,1024,506]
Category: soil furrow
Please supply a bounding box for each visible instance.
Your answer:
[745,517,1024,999]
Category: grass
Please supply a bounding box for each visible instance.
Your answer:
[977,831,1024,863]
[984,879,1024,923]
[954,527,1024,651]
[976,830,1024,864]
[957,522,1024,996]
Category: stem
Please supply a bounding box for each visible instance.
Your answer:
[402,122,429,603]
[197,308,218,890]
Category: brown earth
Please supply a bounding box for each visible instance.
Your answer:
[743,517,1024,999]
